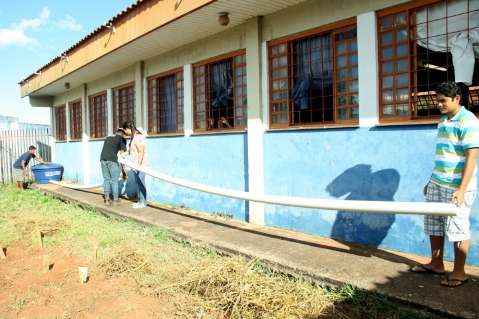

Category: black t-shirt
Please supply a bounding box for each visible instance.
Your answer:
[100,134,127,162]
[13,152,36,169]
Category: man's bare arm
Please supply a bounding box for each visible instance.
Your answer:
[136,144,145,166]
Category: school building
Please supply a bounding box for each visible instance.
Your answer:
[19,0,479,264]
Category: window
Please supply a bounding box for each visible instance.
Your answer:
[113,83,135,130]
[54,105,66,141]
[269,22,358,128]
[69,100,82,140]
[89,92,107,138]
[148,69,184,134]
[193,50,247,131]
[378,0,479,121]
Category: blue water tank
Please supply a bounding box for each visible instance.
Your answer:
[31,163,64,184]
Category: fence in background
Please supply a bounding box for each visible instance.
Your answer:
[0,128,52,184]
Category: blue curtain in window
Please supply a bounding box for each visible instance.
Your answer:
[159,75,177,132]
[210,60,233,108]
[292,35,332,110]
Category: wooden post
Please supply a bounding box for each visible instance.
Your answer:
[36,227,44,249]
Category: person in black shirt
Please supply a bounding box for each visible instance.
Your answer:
[100,128,131,205]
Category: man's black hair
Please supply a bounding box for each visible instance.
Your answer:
[436,82,462,99]
[28,145,36,151]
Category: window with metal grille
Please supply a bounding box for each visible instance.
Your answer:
[113,83,135,130]
[148,69,184,134]
[89,92,107,138]
[54,105,66,141]
[69,100,82,140]
[193,50,247,131]
[269,22,358,128]
[378,0,479,121]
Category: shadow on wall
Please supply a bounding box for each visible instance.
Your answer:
[326,164,400,248]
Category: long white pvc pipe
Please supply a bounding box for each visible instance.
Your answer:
[49,180,103,189]
[117,158,460,217]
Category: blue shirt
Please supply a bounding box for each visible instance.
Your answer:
[430,106,479,190]
[13,152,36,169]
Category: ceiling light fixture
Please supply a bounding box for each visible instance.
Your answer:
[424,63,447,72]
[218,12,230,26]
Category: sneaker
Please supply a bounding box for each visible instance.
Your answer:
[112,199,121,206]
[132,202,146,209]
[104,199,112,206]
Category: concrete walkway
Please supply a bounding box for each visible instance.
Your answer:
[36,184,479,318]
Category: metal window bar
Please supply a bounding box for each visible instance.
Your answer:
[379,0,479,120]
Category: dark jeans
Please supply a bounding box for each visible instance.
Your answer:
[133,170,146,204]
[101,160,121,200]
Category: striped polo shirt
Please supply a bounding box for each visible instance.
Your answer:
[430,106,479,190]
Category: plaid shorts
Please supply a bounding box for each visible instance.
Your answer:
[424,182,476,242]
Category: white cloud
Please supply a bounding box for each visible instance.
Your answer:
[0,28,35,46]
[17,7,50,30]
[55,15,83,32]
[0,7,49,47]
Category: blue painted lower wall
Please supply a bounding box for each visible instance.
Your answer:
[54,126,479,265]
[144,134,247,221]
[263,126,479,265]
[55,142,83,182]
[56,134,247,221]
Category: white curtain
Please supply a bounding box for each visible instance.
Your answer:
[416,0,479,85]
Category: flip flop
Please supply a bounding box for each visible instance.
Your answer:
[409,264,445,275]
[441,277,469,288]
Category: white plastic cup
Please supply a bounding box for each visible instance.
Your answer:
[79,266,89,283]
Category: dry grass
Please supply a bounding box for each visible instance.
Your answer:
[98,247,154,277]
[161,256,333,319]
[14,218,68,237]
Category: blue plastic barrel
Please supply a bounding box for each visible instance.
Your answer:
[31,163,64,184]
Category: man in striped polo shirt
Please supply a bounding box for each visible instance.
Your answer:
[411,82,479,287]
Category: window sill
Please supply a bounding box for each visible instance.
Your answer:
[266,123,359,132]
[55,140,67,143]
[191,129,246,136]
[88,137,107,141]
[67,139,82,143]
[147,132,184,138]
[377,119,439,127]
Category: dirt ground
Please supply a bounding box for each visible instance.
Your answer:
[0,246,183,319]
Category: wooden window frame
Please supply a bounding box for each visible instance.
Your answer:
[69,99,82,141]
[112,82,135,130]
[268,18,358,129]
[88,91,107,139]
[147,68,184,135]
[377,0,479,123]
[54,105,67,141]
[192,49,247,132]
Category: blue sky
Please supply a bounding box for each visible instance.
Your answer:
[0,0,134,124]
